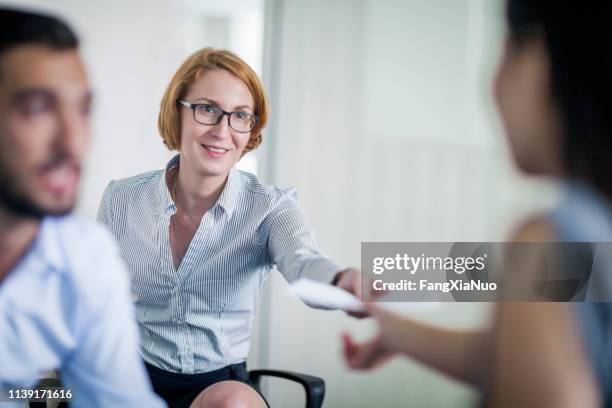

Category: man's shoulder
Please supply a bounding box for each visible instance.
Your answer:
[47,214,112,245]
[46,215,128,287]
[43,215,134,340]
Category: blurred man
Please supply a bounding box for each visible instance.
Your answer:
[0,7,165,407]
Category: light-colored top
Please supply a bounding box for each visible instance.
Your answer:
[549,181,612,402]
[97,154,342,374]
[0,215,165,408]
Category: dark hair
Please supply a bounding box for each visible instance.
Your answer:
[507,0,612,196]
[0,7,78,57]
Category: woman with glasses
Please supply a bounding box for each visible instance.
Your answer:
[98,48,361,408]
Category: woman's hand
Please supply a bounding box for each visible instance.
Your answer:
[334,268,362,297]
[342,303,408,370]
[334,268,369,318]
[334,268,386,318]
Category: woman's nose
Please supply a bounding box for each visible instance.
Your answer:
[210,114,231,139]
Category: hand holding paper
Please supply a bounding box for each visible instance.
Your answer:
[290,278,366,313]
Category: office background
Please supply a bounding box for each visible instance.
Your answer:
[6,0,559,406]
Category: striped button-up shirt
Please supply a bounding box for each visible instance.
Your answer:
[97,155,342,374]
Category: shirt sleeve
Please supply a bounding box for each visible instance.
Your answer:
[96,181,115,231]
[268,189,343,284]
[59,228,165,408]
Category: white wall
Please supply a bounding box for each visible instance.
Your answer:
[260,0,559,406]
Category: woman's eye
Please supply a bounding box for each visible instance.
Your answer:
[203,104,217,113]
[235,112,248,120]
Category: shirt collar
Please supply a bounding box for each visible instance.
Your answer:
[156,154,241,219]
[25,217,67,274]
[216,166,241,218]
[36,217,67,271]
[156,155,178,215]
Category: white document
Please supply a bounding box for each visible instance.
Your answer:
[289,279,365,312]
[289,279,440,314]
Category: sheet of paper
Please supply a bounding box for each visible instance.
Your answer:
[289,279,365,312]
[289,279,440,314]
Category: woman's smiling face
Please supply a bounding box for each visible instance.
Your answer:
[178,69,254,178]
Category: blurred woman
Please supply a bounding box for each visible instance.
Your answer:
[344,0,611,406]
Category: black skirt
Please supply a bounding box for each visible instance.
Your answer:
[145,361,269,408]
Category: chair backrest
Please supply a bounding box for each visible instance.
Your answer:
[248,368,325,408]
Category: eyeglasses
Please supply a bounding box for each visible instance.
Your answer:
[178,100,258,133]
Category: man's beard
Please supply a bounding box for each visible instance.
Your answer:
[0,159,76,219]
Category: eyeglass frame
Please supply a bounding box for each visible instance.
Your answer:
[178,99,259,133]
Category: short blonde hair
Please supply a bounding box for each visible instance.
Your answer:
[158,48,269,153]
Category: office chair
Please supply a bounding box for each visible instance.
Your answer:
[249,368,325,408]
[29,378,68,408]
[31,369,325,408]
